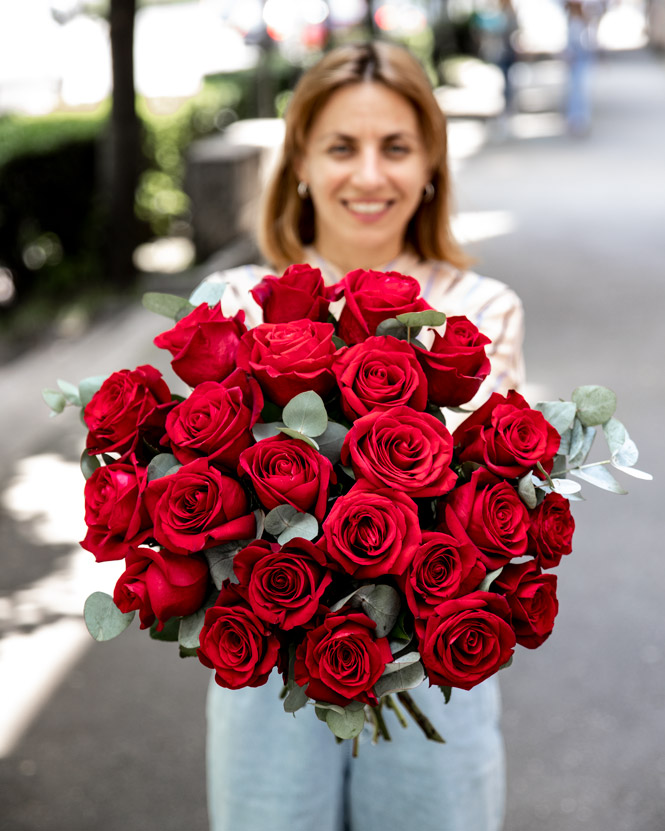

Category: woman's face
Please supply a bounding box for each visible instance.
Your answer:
[297,82,431,269]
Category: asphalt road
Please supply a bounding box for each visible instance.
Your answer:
[1,47,663,831]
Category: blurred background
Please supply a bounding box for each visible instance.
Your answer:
[0,1,663,829]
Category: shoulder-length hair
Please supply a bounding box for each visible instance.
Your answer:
[259,41,471,271]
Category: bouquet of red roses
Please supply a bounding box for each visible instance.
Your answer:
[43,264,650,743]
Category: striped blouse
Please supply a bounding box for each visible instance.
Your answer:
[195,247,525,408]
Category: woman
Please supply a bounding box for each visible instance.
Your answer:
[203,41,524,831]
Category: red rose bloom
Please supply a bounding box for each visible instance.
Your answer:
[165,369,263,470]
[143,457,256,554]
[113,546,209,629]
[401,519,486,620]
[84,365,172,459]
[417,591,515,690]
[233,538,332,630]
[238,434,334,522]
[198,583,281,689]
[236,320,337,407]
[153,302,246,387]
[413,316,491,407]
[319,481,421,578]
[527,492,575,569]
[332,336,428,421]
[294,609,393,706]
[440,469,529,569]
[81,456,150,562]
[454,390,561,478]
[341,405,456,498]
[250,263,333,323]
[494,560,558,649]
[337,268,431,345]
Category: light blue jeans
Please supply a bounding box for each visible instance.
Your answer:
[206,671,506,831]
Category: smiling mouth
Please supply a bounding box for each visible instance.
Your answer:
[343,200,393,215]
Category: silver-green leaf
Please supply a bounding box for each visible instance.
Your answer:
[188,280,226,308]
[178,608,207,650]
[353,584,401,638]
[147,453,180,482]
[142,291,196,320]
[79,375,108,408]
[80,449,100,480]
[264,505,319,544]
[326,704,366,740]
[374,659,425,697]
[84,591,134,642]
[517,473,537,509]
[572,385,617,427]
[396,310,447,328]
[570,464,627,494]
[277,427,320,450]
[282,391,328,437]
[534,400,576,435]
[57,378,82,406]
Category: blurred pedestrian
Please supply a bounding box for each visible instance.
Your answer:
[564,0,595,135]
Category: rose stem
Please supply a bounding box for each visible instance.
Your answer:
[396,691,445,743]
[372,703,392,743]
[352,735,360,758]
[384,694,408,729]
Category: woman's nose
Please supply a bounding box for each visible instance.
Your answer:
[350,148,386,189]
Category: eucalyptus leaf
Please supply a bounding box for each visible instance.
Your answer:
[572,385,617,427]
[354,584,401,638]
[150,616,180,642]
[440,686,453,704]
[42,389,66,414]
[603,418,639,467]
[550,478,582,496]
[84,591,134,642]
[179,645,199,658]
[534,400,576,435]
[188,280,226,308]
[517,473,537,509]
[396,310,447,328]
[264,505,318,544]
[283,683,309,714]
[326,705,366,740]
[57,379,82,406]
[282,391,328,437]
[557,427,572,457]
[147,453,180,482]
[567,417,596,467]
[381,651,421,675]
[332,335,347,349]
[611,463,653,481]
[205,541,249,588]
[570,465,627,494]
[478,567,503,592]
[277,427,320,450]
[374,660,425,697]
[178,608,207,650]
[252,422,283,442]
[80,449,100,480]
[375,318,409,340]
[142,291,196,320]
[79,375,108,408]
[313,701,347,716]
[316,421,350,465]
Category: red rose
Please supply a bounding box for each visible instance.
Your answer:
[236,320,337,407]
[332,336,428,421]
[113,546,209,629]
[233,538,332,630]
[341,405,456,498]
[440,469,529,569]
[454,390,561,478]
[250,263,334,323]
[84,365,172,459]
[401,517,486,620]
[165,369,263,470]
[294,609,393,706]
[337,268,431,346]
[81,456,150,562]
[238,434,334,522]
[198,583,281,689]
[417,591,515,690]
[413,316,491,407]
[143,457,256,554]
[494,560,558,649]
[319,481,421,578]
[527,492,575,570]
[153,303,247,387]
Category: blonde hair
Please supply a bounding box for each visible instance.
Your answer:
[259,41,471,271]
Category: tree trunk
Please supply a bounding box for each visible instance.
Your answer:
[107,0,141,288]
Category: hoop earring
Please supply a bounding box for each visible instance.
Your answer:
[423,182,435,203]
[297,181,309,199]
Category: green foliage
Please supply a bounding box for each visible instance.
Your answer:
[264,504,318,545]
[84,591,134,641]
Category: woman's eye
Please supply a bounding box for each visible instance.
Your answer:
[385,144,410,157]
[327,144,353,156]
